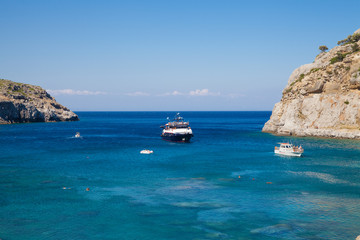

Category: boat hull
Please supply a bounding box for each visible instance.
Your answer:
[161,133,193,142]
[140,150,153,154]
[274,150,302,157]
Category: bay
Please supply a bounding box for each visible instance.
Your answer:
[0,112,359,240]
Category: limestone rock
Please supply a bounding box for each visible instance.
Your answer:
[306,81,324,94]
[263,29,360,139]
[0,79,79,124]
[350,72,360,85]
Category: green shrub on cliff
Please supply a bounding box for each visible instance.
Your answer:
[298,73,305,81]
[330,52,351,64]
[351,43,359,52]
[310,68,320,73]
[337,33,360,45]
[319,45,328,52]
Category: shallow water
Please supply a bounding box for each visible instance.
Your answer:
[0,112,359,239]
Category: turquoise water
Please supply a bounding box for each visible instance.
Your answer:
[0,112,359,240]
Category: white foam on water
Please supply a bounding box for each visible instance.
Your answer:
[251,223,293,234]
[231,170,262,177]
[155,178,219,197]
[171,201,226,209]
[287,171,350,185]
[102,186,158,206]
[197,207,237,223]
[194,225,229,239]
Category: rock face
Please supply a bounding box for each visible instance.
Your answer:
[0,79,79,124]
[263,29,360,139]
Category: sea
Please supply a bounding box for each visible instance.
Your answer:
[0,111,359,240]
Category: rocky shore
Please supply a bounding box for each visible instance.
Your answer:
[0,79,79,124]
[263,29,360,139]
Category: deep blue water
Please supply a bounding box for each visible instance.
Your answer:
[0,111,359,240]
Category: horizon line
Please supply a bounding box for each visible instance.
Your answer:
[72,110,273,112]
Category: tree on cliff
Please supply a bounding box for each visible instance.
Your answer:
[319,45,328,52]
[337,33,360,45]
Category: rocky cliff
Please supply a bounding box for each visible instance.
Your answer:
[0,79,79,124]
[263,29,360,139]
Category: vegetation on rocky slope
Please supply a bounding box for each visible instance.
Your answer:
[263,28,360,139]
[0,79,78,124]
[0,79,52,101]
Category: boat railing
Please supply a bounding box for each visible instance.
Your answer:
[168,122,189,127]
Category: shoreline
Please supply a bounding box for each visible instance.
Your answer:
[262,129,360,140]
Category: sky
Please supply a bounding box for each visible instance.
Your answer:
[1,0,360,111]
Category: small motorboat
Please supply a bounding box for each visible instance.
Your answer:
[75,132,81,138]
[274,143,303,157]
[140,149,153,154]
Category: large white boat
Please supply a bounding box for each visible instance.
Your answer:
[160,113,193,142]
[274,143,303,157]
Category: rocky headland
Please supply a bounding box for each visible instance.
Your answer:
[263,29,360,139]
[0,79,79,124]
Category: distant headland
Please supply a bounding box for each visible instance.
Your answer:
[0,79,78,124]
[263,28,360,139]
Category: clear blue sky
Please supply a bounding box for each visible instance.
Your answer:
[1,0,359,111]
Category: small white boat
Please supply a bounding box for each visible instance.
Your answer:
[274,143,303,157]
[140,149,153,154]
[75,132,81,138]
